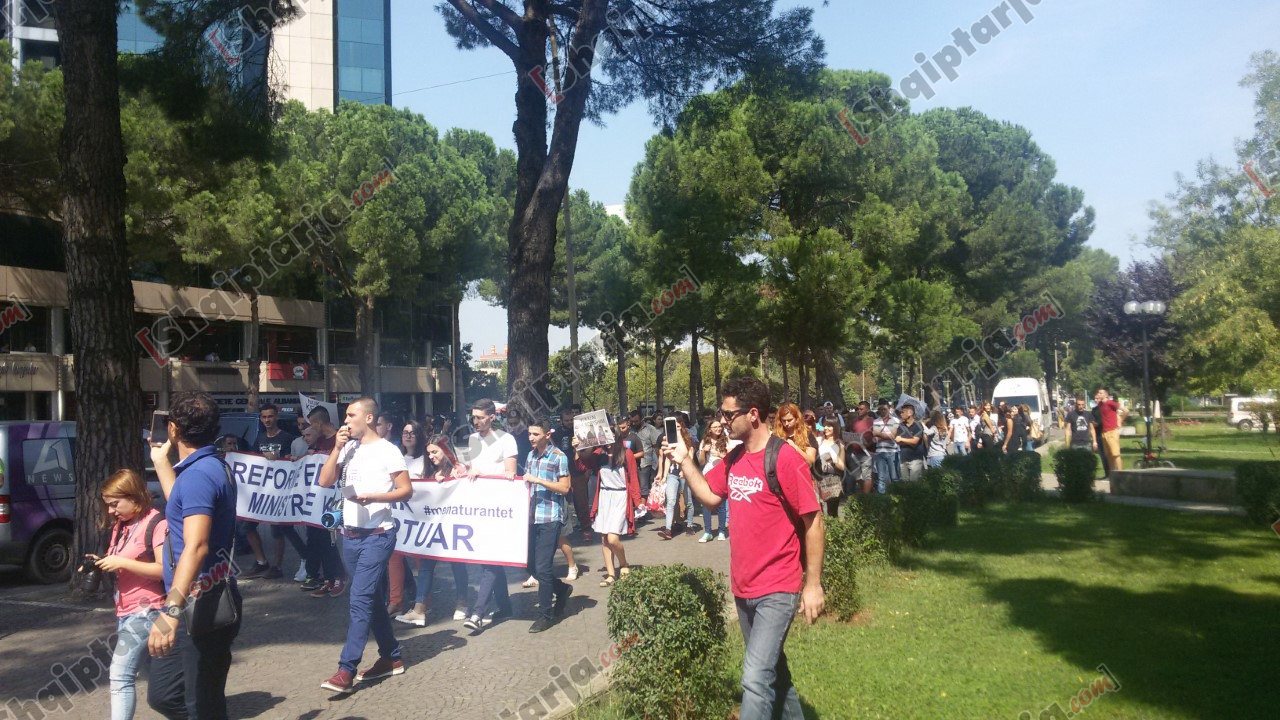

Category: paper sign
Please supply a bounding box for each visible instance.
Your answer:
[573,409,615,449]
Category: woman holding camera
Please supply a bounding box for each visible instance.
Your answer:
[88,469,167,720]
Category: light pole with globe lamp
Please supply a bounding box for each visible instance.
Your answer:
[1123,300,1167,464]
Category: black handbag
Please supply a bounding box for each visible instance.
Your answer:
[166,459,240,636]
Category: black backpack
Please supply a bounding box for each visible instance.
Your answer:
[723,435,808,562]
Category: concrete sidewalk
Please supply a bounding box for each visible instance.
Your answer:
[0,517,730,720]
[1038,473,1245,516]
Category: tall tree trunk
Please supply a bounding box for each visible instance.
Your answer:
[688,328,703,416]
[355,295,376,394]
[452,299,463,420]
[712,336,722,403]
[799,354,810,410]
[781,354,790,402]
[614,325,627,418]
[503,2,608,406]
[816,353,842,406]
[58,0,142,595]
[655,339,670,415]
[563,194,581,406]
[246,291,261,412]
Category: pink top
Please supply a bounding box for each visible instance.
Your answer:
[109,508,168,617]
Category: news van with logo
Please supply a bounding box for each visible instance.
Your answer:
[0,422,78,583]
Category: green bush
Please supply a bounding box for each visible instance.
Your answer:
[606,565,733,720]
[849,493,904,561]
[943,448,1003,506]
[889,481,935,546]
[1235,462,1280,525]
[1002,451,1045,502]
[1054,449,1098,503]
[923,467,961,528]
[822,513,865,621]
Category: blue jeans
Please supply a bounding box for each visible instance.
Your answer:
[110,610,153,720]
[638,464,655,499]
[952,441,968,456]
[927,455,944,469]
[338,531,401,673]
[873,451,899,493]
[470,564,512,619]
[736,592,803,720]
[531,521,571,621]
[409,557,469,607]
[702,501,727,534]
[664,473,694,530]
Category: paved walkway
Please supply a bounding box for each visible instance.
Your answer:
[1037,473,1244,515]
[0,518,730,720]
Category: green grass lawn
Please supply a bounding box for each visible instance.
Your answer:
[1120,421,1279,472]
[577,503,1280,719]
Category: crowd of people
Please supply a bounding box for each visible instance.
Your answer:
[82,380,1126,719]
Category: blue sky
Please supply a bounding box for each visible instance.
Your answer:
[388,0,1275,356]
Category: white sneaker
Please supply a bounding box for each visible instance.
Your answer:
[521,575,539,588]
[717,532,728,542]
[698,532,713,543]
[453,609,467,621]
[293,562,308,583]
[565,565,579,581]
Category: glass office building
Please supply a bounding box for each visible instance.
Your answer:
[336,0,391,105]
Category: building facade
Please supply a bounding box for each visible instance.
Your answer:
[0,264,455,423]
[2,0,391,109]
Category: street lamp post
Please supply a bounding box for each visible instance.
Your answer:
[1123,300,1167,462]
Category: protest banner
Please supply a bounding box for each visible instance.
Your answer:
[226,451,529,566]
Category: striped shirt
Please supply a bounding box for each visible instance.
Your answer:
[526,444,569,525]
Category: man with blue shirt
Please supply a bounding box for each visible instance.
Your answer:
[147,391,241,720]
[524,418,574,633]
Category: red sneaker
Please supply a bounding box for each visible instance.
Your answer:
[356,657,405,683]
[327,579,347,597]
[309,581,333,598]
[320,668,354,694]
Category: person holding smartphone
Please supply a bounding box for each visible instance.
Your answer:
[92,469,167,720]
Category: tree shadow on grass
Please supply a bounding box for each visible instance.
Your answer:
[979,578,1280,718]
[910,503,1277,569]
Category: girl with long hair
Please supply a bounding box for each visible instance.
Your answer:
[89,470,166,720]
[388,420,433,615]
[696,420,730,542]
[394,435,470,627]
[816,419,845,517]
[582,425,641,586]
[926,410,950,468]
[774,403,818,465]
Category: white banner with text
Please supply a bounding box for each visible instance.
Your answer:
[227,451,530,567]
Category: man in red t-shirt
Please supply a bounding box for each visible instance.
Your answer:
[665,376,824,720]
[1093,387,1126,474]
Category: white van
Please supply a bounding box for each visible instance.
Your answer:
[992,377,1052,441]
[1228,396,1275,431]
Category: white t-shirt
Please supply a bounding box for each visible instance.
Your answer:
[339,438,407,530]
[290,436,310,459]
[467,429,518,475]
[951,418,970,443]
[405,454,426,478]
[969,415,983,436]
[598,465,627,490]
[818,438,842,474]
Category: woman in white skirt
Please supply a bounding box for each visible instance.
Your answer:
[579,430,641,587]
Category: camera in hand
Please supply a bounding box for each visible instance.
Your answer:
[79,556,102,594]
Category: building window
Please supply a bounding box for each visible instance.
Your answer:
[260,325,318,366]
[133,313,241,363]
[118,2,163,54]
[1,305,50,354]
[336,0,388,104]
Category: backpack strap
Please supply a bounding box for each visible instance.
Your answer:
[763,436,803,532]
[166,456,236,572]
[139,511,164,564]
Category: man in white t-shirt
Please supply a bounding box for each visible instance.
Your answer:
[317,397,411,694]
[462,398,517,633]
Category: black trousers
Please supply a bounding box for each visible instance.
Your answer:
[531,521,570,621]
[147,584,243,720]
[304,526,344,581]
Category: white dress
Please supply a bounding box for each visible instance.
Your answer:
[592,465,629,535]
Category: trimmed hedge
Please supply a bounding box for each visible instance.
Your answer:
[1054,449,1098,503]
[849,493,904,561]
[606,565,733,719]
[889,469,960,546]
[942,448,1004,506]
[1003,450,1045,502]
[1235,462,1280,525]
[822,513,865,621]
